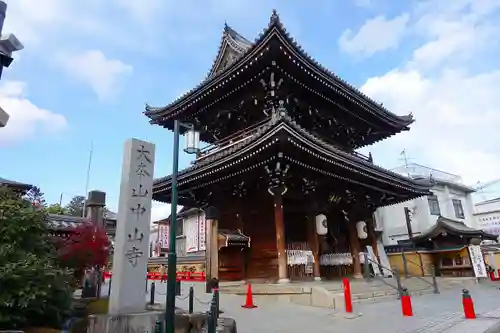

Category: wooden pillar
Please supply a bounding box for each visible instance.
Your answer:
[308,216,321,281]
[347,221,363,279]
[204,207,219,287]
[367,217,379,259]
[274,190,289,283]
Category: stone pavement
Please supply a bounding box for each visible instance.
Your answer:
[142,280,500,333]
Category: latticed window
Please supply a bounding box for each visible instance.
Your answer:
[428,195,440,215]
[453,199,465,219]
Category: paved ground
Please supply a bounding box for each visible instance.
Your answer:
[103,279,500,332]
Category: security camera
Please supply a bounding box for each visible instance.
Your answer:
[0,105,9,127]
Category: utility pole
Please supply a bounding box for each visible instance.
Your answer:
[82,141,94,217]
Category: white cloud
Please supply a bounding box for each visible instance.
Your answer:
[150,201,184,225]
[58,50,133,100]
[0,81,67,145]
[338,14,409,57]
[151,201,171,224]
[357,0,500,185]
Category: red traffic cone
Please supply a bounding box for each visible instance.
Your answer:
[401,288,413,317]
[462,289,476,319]
[241,283,257,309]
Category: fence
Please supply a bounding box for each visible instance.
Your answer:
[103,271,206,282]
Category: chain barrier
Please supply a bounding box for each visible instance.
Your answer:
[194,295,212,305]
[176,294,189,300]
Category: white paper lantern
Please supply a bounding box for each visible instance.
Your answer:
[356,221,368,239]
[184,128,200,154]
[315,214,328,235]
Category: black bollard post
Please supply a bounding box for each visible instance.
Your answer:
[207,300,217,333]
[108,276,112,297]
[214,288,220,319]
[188,286,194,314]
[150,282,156,305]
[431,264,440,294]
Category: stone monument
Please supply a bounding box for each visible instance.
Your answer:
[109,138,155,315]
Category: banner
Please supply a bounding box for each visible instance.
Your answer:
[468,245,487,278]
[158,224,169,250]
[185,215,199,253]
[198,211,206,251]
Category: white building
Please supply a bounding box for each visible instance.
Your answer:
[375,163,476,246]
[151,207,207,259]
[474,197,500,236]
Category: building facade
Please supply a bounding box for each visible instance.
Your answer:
[376,164,476,246]
[146,11,432,282]
[475,197,500,237]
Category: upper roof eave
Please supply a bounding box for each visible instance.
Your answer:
[144,10,413,129]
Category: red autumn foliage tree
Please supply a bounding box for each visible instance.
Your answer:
[60,222,110,280]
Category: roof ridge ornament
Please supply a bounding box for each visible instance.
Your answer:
[269,9,280,27]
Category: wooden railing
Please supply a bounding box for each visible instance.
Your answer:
[195,118,372,164]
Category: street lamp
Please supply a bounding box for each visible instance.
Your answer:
[165,120,200,333]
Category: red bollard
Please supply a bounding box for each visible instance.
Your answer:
[343,278,353,313]
[401,288,413,317]
[462,289,476,319]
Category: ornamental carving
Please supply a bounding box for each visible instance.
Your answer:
[264,153,290,195]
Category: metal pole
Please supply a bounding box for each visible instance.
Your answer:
[82,141,94,217]
[165,120,180,333]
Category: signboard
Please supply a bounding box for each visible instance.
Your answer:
[365,245,381,276]
[468,245,488,278]
[185,215,199,253]
[198,211,206,251]
[158,224,169,250]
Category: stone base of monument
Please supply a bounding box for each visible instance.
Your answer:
[86,307,236,333]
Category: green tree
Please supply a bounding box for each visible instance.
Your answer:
[0,187,74,329]
[46,203,67,215]
[65,195,86,217]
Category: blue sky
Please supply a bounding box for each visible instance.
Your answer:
[1,0,500,221]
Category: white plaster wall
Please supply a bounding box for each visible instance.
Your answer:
[377,182,475,246]
[475,198,500,214]
[475,198,500,236]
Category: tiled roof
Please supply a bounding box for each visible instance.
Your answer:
[0,177,32,189]
[46,214,85,230]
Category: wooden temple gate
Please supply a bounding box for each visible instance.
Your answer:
[146,11,433,283]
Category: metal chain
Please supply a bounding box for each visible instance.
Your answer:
[155,290,168,296]
[194,295,212,305]
[176,294,189,300]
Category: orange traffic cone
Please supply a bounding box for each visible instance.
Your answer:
[241,283,257,309]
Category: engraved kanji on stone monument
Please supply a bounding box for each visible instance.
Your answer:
[125,246,143,267]
[109,138,155,315]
